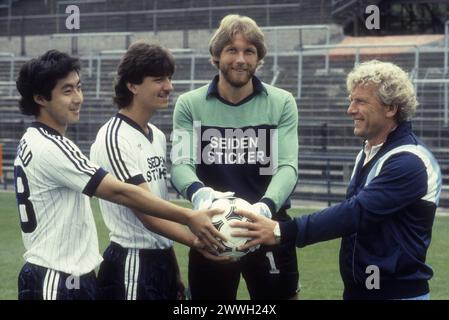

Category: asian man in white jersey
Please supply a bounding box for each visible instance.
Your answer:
[14,50,226,300]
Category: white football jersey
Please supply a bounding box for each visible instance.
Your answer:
[90,113,173,249]
[14,122,106,276]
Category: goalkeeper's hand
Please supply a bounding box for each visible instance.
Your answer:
[251,202,272,219]
[191,187,234,210]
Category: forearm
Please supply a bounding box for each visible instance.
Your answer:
[281,196,363,248]
[281,154,431,248]
[263,165,297,212]
[95,174,194,225]
[116,186,192,224]
[264,93,298,212]
[134,211,197,247]
[171,98,201,199]
[170,163,202,199]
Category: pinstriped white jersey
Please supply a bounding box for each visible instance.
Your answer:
[14,122,106,276]
[90,113,173,249]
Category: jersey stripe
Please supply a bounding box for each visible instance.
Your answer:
[124,248,139,300]
[365,144,442,205]
[43,269,60,300]
[106,118,126,180]
[57,135,97,173]
[42,129,97,175]
[38,128,96,176]
[52,272,60,300]
[133,249,139,300]
[106,117,131,181]
[113,117,132,180]
[125,249,132,299]
[43,269,50,300]
[350,150,364,181]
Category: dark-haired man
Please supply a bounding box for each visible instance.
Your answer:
[91,42,228,300]
[14,49,225,300]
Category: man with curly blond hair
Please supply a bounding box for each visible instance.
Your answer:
[233,60,442,300]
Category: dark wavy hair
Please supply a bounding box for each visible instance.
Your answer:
[113,41,175,109]
[16,50,80,116]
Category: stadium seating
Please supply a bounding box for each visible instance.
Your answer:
[0,0,333,36]
[0,0,448,206]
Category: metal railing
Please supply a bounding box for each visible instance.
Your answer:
[206,41,444,124]
[445,20,448,75]
[260,25,332,84]
[301,43,420,74]
[293,43,449,99]
[0,0,12,35]
[331,0,359,16]
[445,20,448,126]
[297,151,356,206]
[0,52,15,96]
[82,42,448,113]
[49,32,134,76]
[414,78,449,126]
[0,2,302,36]
[93,50,210,98]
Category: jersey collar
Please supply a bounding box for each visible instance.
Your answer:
[116,113,153,143]
[206,75,267,106]
[30,121,62,137]
[385,121,412,144]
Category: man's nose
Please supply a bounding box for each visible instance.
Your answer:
[347,102,356,115]
[164,79,173,92]
[73,88,83,104]
[235,51,245,63]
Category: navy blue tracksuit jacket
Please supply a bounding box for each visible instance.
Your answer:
[281,122,442,299]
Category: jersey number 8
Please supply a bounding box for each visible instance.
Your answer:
[14,166,37,233]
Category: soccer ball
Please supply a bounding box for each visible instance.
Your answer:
[210,197,257,259]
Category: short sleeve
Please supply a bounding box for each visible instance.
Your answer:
[96,125,146,186]
[39,135,107,196]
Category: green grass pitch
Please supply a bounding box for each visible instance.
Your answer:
[1,191,448,300]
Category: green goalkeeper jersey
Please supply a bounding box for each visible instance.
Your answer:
[170,75,298,213]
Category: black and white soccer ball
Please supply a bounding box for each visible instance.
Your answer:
[210,197,258,259]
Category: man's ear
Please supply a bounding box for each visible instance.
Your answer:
[211,56,220,67]
[386,104,398,118]
[126,82,137,95]
[33,94,48,107]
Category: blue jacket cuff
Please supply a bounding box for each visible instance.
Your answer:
[279,219,298,246]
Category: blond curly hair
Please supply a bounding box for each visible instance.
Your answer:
[346,60,418,122]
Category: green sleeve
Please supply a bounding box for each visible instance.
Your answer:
[263,93,298,211]
[170,96,202,198]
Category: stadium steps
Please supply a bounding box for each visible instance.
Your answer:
[1,28,448,205]
[0,0,332,36]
